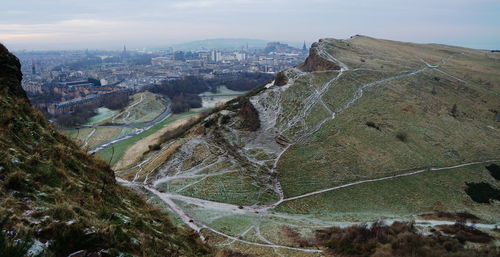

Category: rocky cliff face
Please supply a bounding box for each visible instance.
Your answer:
[0,44,210,257]
[298,42,340,72]
[0,44,25,98]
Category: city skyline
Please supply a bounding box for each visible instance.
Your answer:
[1,0,499,50]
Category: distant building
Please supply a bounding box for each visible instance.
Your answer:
[235,52,246,61]
[210,50,222,62]
[121,45,129,60]
[264,42,301,54]
[31,60,37,75]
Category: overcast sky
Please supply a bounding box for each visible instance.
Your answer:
[1,0,499,50]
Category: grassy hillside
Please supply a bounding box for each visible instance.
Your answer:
[0,44,210,256]
[108,36,499,256]
[279,36,500,198]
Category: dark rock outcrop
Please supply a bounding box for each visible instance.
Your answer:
[0,44,26,98]
[238,99,260,131]
[299,43,340,72]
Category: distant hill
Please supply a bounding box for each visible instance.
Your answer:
[170,38,305,50]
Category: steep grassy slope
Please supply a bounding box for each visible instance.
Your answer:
[0,44,210,256]
[279,36,500,197]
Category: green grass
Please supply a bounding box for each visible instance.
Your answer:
[208,215,254,236]
[177,172,278,206]
[85,107,117,125]
[276,163,500,222]
[278,70,500,197]
[104,92,168,125]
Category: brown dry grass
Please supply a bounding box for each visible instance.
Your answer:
[114,113,203,170]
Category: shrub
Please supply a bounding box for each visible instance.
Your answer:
[465,182,500,203]
[438,222,493,244]
[419,211,479,222]
[148,144,161,151]
[365,121,380,130]
[220,115,231,124]
[485,164,500,180]
[203,118,217,128]
[395,132,408,142]
[314,221,497,257]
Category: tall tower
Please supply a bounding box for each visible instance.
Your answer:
[302,41,307,52]
[121,45,128,61]
[31,60,36,75]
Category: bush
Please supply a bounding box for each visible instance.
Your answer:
[203,118,217,128]
[101,92,130,110]
[171,94,202,114]
[220,115,231,124]
[148,144,161,151]
[438,222,493,244]
[465,182,500,203]
[313,221,497,257]
[485,164,500,180]
[395,132,408,142]
[365,121,380,130]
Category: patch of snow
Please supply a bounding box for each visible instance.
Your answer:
[27,240,49,256]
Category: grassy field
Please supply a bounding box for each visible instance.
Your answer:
[177,172,278,206]
[85,107,117,125]
[66,126,135,150]
[104,91,167,124]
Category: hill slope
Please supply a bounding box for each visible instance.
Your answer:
[0,44,210,256]
[116,36,500,255]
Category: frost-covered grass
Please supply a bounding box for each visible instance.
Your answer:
[85,107,117,126]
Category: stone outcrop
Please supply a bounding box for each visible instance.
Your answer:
[299,43,340,72]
